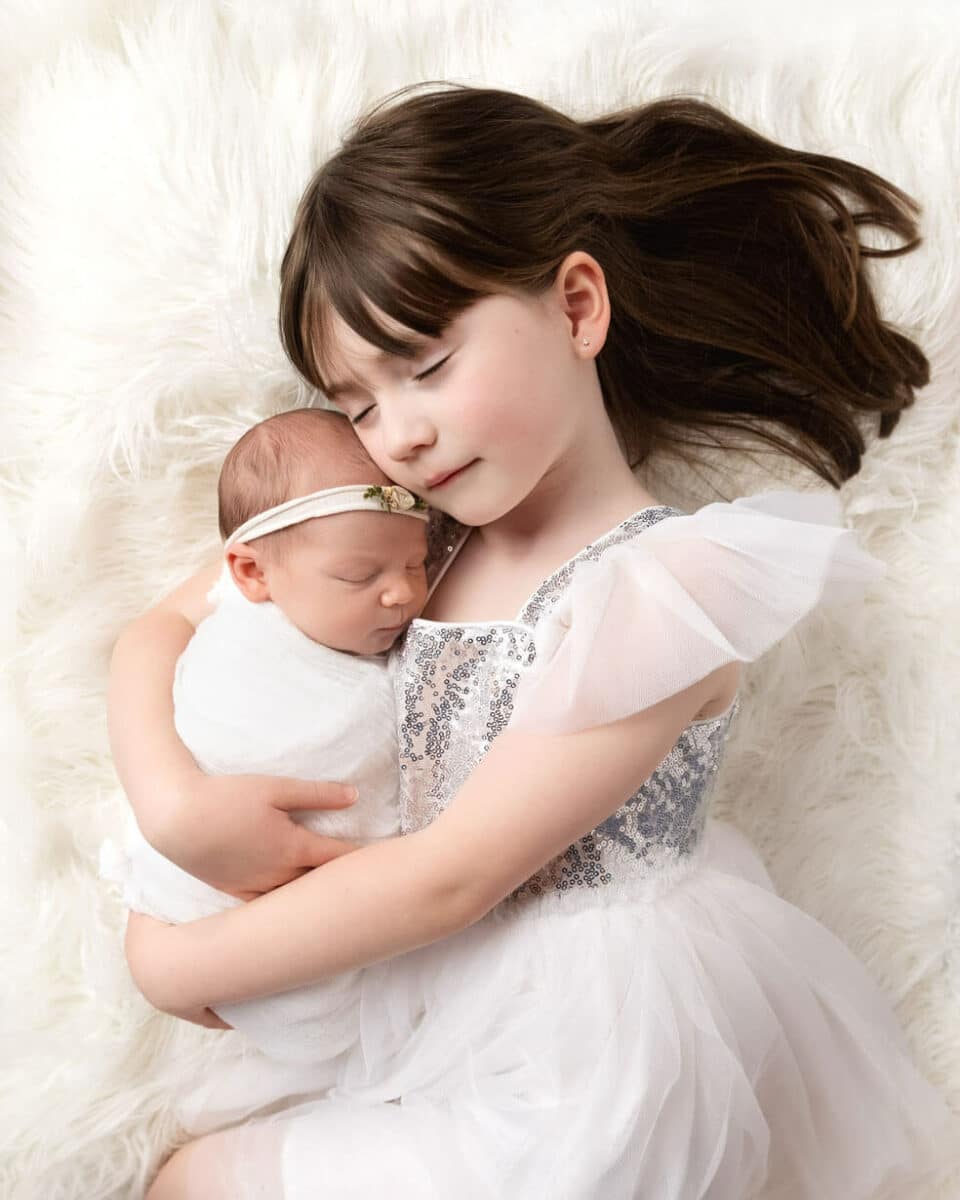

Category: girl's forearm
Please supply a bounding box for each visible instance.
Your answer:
[107,610,200,853]
[145,826,472,1010]
[139,686,716,1014]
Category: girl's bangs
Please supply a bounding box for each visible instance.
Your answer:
[308,225,492,397]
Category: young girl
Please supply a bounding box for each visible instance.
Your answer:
[110,84,960,1198]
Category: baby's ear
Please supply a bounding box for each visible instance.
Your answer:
[226,545,272,604]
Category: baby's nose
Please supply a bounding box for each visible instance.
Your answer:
[382,577,416,606]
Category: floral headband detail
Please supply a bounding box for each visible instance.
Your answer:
[224,484,429,549]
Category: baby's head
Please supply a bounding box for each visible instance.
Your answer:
[219,408,429,656]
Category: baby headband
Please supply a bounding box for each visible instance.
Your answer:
[224,484,429,548]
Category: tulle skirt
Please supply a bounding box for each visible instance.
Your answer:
[177,817,959,1200]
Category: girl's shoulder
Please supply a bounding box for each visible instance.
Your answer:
[509,488,889,736]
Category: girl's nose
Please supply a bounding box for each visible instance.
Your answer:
[380,406,436,462]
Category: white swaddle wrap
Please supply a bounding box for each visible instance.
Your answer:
[99,562,400,1063]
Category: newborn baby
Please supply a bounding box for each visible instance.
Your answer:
[100,407,429,1063]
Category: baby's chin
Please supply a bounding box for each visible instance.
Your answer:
[369,631,402,654]
[291,616,417,657]
[351,623,413,657]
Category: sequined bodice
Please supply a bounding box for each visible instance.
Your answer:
[394,507,740,904]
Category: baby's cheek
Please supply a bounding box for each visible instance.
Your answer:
[410,570,429,613]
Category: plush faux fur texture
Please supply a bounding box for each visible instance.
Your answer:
[1,1,958,1196]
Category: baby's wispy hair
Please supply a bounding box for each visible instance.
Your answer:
[218,407,390,561]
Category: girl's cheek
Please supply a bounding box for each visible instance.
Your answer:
[461,384,514,436]
[486,394,538,444]
[357,431,392,475]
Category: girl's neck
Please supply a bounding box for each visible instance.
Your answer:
[475,409,653,561]
[422,414,660,625]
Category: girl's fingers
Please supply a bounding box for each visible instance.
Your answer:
[297,833,361,868]
[198,1008,234,1030]
[272,780,359,811]
[172,1006,234,1030]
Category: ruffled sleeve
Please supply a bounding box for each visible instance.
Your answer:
[508,489,888,736]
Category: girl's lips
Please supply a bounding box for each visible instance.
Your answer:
[426,460,477,489]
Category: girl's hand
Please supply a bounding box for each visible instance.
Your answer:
[124,912,232,1027]
[158,773,361,900]
[182,1005,234,1030]
[108,598,359,900]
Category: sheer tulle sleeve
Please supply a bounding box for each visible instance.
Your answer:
[508,489,888,735]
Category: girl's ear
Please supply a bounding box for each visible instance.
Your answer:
[553,250,611,357]
[226,545,273,603]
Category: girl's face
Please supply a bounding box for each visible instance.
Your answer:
[321,288,594,528]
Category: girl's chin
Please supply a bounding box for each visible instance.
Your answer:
[441,499,518,528]
[427,484,516,527]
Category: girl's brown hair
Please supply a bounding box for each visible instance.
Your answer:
[279,82,927,488]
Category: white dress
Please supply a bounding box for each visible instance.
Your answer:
[99,563,400,1066]
[182,491,960,1199]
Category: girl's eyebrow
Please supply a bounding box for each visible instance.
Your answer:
[324,379,368,401]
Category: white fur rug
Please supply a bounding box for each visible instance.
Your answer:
[1,1,958,1196]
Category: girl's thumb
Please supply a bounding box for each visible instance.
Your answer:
[274,780,358,811]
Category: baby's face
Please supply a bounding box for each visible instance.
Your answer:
[263,510,429,655]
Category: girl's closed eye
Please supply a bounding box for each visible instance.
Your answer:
[415,353,452,383]
[350,353,453,425]
[350,405,374,427]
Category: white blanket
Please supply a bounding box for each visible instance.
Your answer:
[99,564,401,1064]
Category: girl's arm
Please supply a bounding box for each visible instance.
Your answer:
[125,667,723,1012]
[107,559,221,849]
[107,562,358,898]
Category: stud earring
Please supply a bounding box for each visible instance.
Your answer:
[582,337,591,346]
